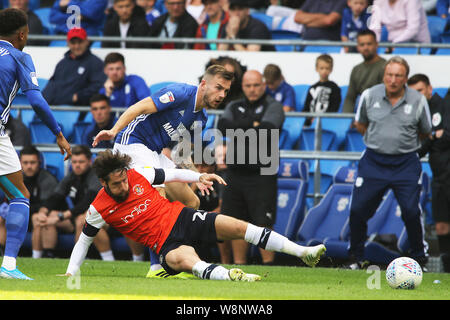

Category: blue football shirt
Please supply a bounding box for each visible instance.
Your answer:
[116,83,207,153]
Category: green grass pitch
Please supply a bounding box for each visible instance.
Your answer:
[0,258,449,300]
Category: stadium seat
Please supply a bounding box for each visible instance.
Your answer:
[29,120,64,144]
[73,121,92,145]
[312,117,353,149]
[274,159,309,240]
[298,128,337,151]
[392,47,431,55]
[435,47,450,55]
[250,12,273,30]
[149,81,177,94]
[52,110,80,140]
[38,78,48,90]
[271,29,301,52]
[303,46,342,53]
[49,40,68,47]
[343,128,365,152]
[427,16,447,43]
[279,116,305,150]
[433,87,448,98]
[296,183,353,247]
[19,109,35,128]
[42,151,66,180]
[34,7,55,35]
[293,84,309,111]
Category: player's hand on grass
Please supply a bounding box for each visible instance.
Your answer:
[56,132,72,161]
[93,129,116,147]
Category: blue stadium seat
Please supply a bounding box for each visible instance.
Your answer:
[298,128,337,151]
[251,12,273,30]
[279,116,305,150]
[34,7,55,35]
[271,29,301,52]
[303,46,342,53]
[29,120,64,143]
[52,110,80,140]
[392,47,431,55]
[343,128,365,152]
[49,40,68,47]
[73,121,92,145]
[149,81,177,94]
[38,78,48,90]
[42,151,66,180]
[293,84,309,111]
[296,183,353,247]
[433,87,448,98]
[20,109,35,127]
[427,16,447,43]
[312,118,353,149]
[274,159,309,240]
[436,47,450,55]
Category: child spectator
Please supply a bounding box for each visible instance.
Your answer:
[341,0,371,53]
[136,0,161,26]
[263,63,296,112]
[303,54,341,126]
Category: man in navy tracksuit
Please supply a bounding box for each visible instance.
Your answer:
[349,57,432,269]
[42,28,106,109]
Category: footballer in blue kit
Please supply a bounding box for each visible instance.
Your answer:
[0,8,71,280]
[93,64,234,278]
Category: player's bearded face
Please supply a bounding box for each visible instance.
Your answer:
[104,170,130,202]
[203,76,231,109]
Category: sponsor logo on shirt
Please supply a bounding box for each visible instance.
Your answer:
[121,199,151,223]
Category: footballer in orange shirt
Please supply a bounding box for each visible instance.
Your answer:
[65,150,326,281]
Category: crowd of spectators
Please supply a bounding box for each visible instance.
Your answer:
[2,0,449,51]
[0,0,449,270]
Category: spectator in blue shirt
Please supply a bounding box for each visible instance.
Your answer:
[263,63,296,112]
[50,0,108,36]
[82,94,117,149]
[100,52,151,108]
[341,0,370,53]
[136,0,161,26]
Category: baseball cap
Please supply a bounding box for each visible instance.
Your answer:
[67,27,87,41]
[229,0,249,9]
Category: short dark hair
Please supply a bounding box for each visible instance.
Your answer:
[407,73,431,86]
[92,150,132,182]
[0,8,28,37]
[263,64,283,84]
[356,29,377,41]
[90,93,110,105]
[203,64,235,82]
[104,52,125,66]
[72,145,92,160]
[19,145,40,159]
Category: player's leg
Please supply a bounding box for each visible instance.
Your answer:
[214,214,326,267]
[165,182,200,210]
[124,236,146,262]
[431,181,450,272]
[0,170,32,280]
[40,210,74,258]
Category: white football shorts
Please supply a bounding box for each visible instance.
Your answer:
[0,135,22,176]
[113,143,176,188]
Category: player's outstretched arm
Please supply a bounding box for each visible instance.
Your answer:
[65,225,98,276]
[92,97,158,147]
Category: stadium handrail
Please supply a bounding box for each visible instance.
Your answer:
[26,35,450,53]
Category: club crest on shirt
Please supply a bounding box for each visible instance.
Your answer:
[159,91,175,104]
[404,104,412,115]
[432,112,442,127]
[132,184,144,195]
[78,66,85,75]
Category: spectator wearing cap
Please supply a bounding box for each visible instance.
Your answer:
[99,52,151,108]
[149,0,199,49]
[193,0,230,50]
[50,0,108,36]
[218,0,275,51]
[102,0,152,49]
[42,28,106,111]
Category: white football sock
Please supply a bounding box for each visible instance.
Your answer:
[1,256,16,270]
[192,261,230,280]
[132,254,144,262]
[100,250,115,261]
[32,250,43,259]
[244,223,306,257]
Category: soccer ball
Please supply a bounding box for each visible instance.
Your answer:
[386,257,423,289]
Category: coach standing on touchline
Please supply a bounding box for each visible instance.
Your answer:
[348,56,432,269]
